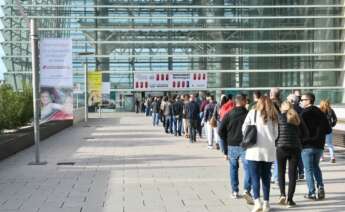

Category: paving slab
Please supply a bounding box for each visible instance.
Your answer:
[0,113,345,212]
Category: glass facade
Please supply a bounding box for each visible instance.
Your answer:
[1,0,345,106]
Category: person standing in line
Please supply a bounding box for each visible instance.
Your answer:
[172,95,184,136]
[242,96,278,212]
[160,96,168,129]
[275,101,309,208]
[269,87,281,185]
[219,94,235,120]
[287,93,305,180]
[182,94,190,139]
[187,94,200,143]
[151,97,160,126]
[135,98,140,113]
[219,94,253,204]
[203,95,218,149]
[300,93,331,200]
[319,99,337,163]
[213,95,228,155]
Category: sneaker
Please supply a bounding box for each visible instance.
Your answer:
[231,192,239,199]
[278,196,286,205]
[317,188,325,200]
[251,199,262,212]
[208,145,213,149]
[304,194,317,200]
[286,200,296,208]
[215,143,220,150]
[320,157,324,162]
[331,158,336,163]
[243,191,254,205]
[262,201,270,212]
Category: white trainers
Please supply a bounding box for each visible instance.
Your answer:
[231,192,239,199]
[278,196,286,205]
[262,201,270,212]
[251,199,262,212]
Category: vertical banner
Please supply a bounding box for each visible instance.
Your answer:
[39,38,73,122]
[88,71,102,106]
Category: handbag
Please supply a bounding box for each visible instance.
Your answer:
[210,116,218,128]
[241,110,257,149]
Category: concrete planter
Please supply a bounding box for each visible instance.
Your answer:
[0,120,72,160]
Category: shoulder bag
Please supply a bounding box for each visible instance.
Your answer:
[241,110,257,149]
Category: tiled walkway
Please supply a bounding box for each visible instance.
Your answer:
[0,113,344,212]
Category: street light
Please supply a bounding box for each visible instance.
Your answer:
[78,52,94,122]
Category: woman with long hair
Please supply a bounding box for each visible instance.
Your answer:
[242,96,278,212]
[276,101,309,208]
[319,99,337,163]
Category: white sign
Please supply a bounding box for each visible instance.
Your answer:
[40,38,73,87]
[134,72,208,90]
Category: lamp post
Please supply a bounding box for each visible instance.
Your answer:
[78,52,94,122]
[28,19,47,165]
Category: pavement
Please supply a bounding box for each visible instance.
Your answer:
[0,112,344,212]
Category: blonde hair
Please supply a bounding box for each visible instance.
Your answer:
[281,101,300,126]
[255,96,278,123]
[320,99,331,113]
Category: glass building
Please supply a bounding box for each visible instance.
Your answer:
[1,0,345,110]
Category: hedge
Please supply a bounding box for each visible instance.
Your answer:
[0,84,33,133]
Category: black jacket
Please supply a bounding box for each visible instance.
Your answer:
[324,108,337,130]
[275,113,309,150]
[151,100,160,113]
[172,100,184,117]
[301,106,332,149]
[218,107,248,155]
[186,101,200,120]
[203,102,216,122]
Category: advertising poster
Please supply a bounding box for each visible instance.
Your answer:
[88,72,102,106]
[169,73,190,89]
[134,72,208,90]
[190,72,208,89]
[133,73,170,90]
[39,38,73,122]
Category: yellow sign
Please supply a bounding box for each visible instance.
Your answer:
[88,72,102,106]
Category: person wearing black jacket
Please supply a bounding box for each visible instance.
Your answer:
[320,99,338,163]
[187,95,200,143]
[172,95,184,136]
[275,101,309,208]
[300,93,331,200]
[151,97,160,126]
[218,94,252,204]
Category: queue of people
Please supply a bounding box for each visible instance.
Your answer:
[137,89,337,212]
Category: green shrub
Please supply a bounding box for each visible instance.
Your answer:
[0,84,33,133]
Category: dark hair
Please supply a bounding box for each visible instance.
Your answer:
[220,95,227,106]
[210,95,215,101]
[235,93,247,104]
[227,94,233,100]
[253,91,261,99]
[303,92,315,104]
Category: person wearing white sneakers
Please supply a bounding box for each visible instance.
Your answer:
[242,96,279,212]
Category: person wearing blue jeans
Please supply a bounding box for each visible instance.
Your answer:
[300,93,331,200]
[248,161,272,202]
[219,94,253,204]
[242,96,279,212]
[152,112,160,126]
[302,148,324,196]
[228,147,252,202]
